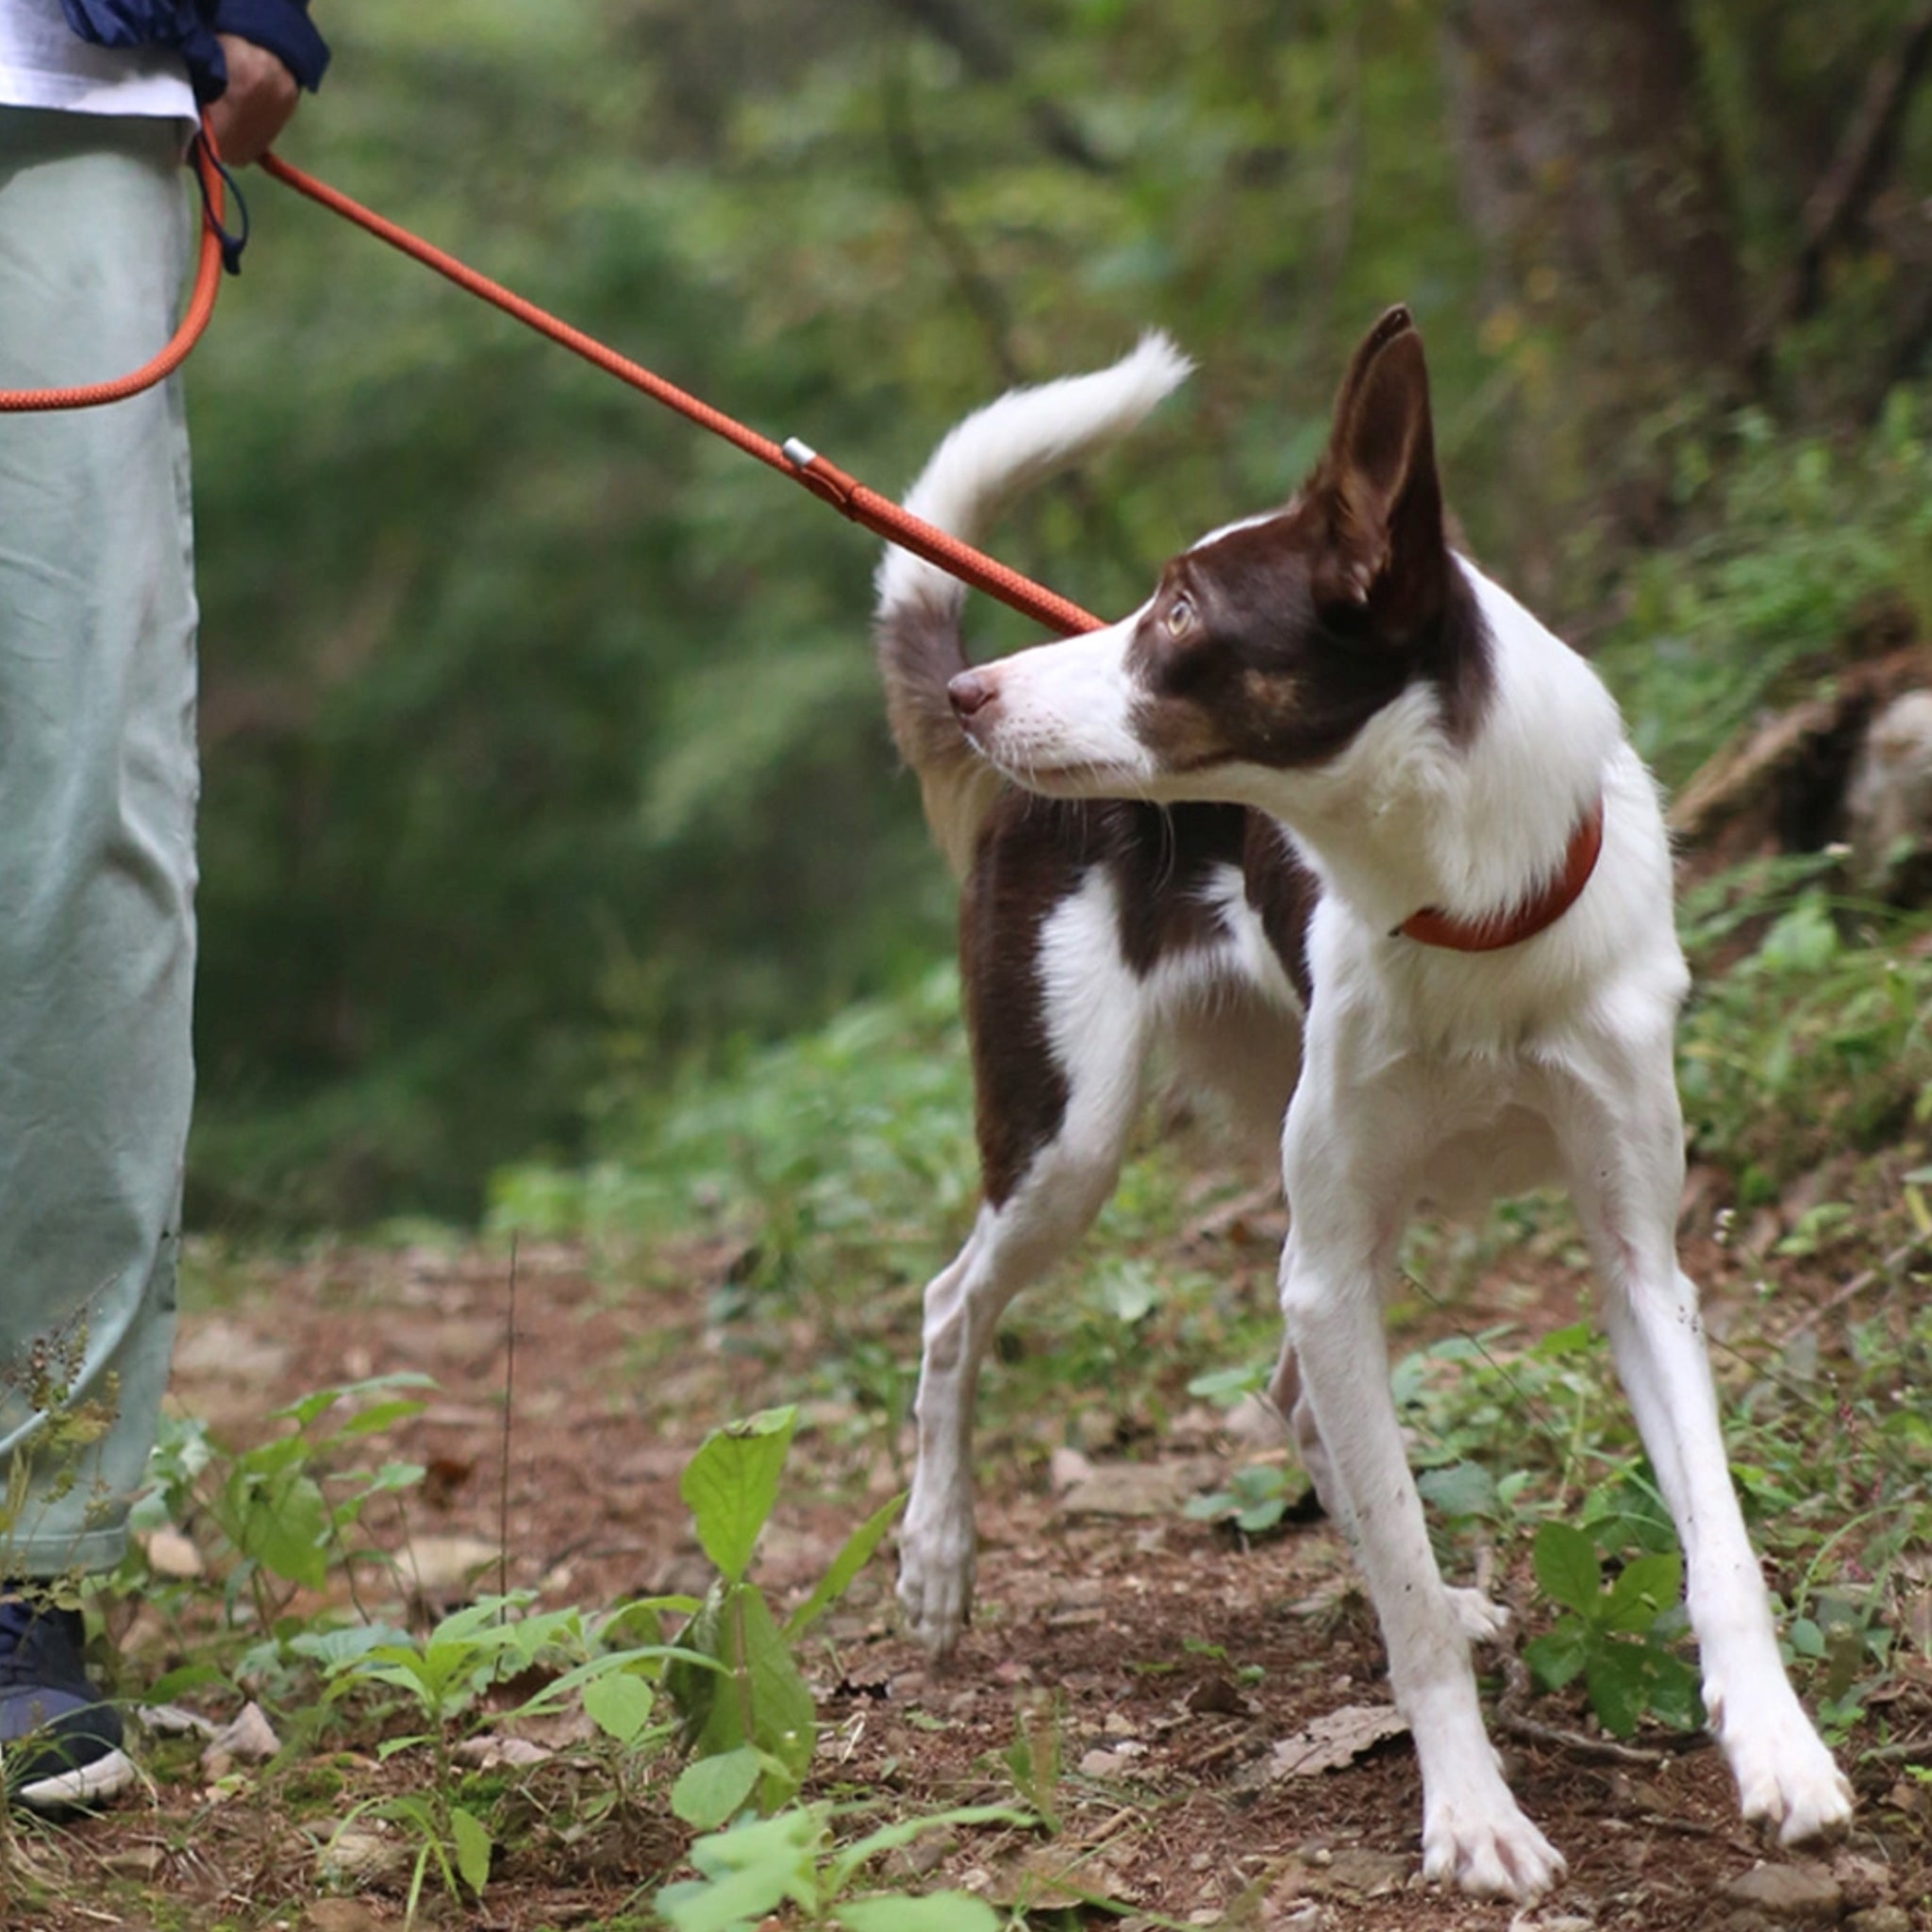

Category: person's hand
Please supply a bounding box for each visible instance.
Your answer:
[206,35,300,166]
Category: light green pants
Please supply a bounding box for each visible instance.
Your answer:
[0,108,197,1577]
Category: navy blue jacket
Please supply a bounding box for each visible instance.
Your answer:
[60,1,328,105]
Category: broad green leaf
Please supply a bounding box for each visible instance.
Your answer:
[658,1807,826,1932]
[838,1896,1000,1932]
[829,1807,1032,1890]
[680,1408,799,1584]
[583,1669,655,1746]
[1788,1616,1827,1658]
[680,1584,816,1809]
[450,1805,492,1895]
[656,1861,799,1932]
[672,1744,763,1829]
[1584,1644,1650,1738]
[1532,1522,1602,1618]
[667,1586,728,1744]
[239,1468,330,1589]
[1602,1554,1682,1635]
[1524,1626,1589,1692]
[783,1492,906,1641]
[1417,1461,1498,1522]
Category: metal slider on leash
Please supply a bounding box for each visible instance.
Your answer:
[780,437,1103,638]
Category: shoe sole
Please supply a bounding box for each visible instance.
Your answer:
[12,1744,137,1810]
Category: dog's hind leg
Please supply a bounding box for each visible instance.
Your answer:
[899,865,1152,1658]
[1551,1038,1853,1844]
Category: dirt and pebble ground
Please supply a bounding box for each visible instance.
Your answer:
[21,1199,1932,1932]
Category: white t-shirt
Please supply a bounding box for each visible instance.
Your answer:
[0,0,194,117]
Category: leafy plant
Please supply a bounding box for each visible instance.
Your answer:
[1675,883,1932,1200]
[1523,1523,1702,1738]
[125,1373,435,1633]
[1183,1461,1298,1536]
[666,1407,905,1817]
[656,1800,1024,1932]
[307,1592,706,1919]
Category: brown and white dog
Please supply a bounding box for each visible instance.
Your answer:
[873,308,1851,1899]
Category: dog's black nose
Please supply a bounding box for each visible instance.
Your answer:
[949,670,996,719]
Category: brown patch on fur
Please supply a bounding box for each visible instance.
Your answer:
[1106,802,1251,974]
[1123,308,1493,777]
[960,795,1320,1205]
[959,791,1080,1207]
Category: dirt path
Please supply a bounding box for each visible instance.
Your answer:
[34,1230,1932,1930]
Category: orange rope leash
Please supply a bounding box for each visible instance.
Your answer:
[1,122,1104,640]
[0,127,229,414]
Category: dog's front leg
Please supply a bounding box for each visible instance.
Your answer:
[1279,1108,1564,1902]
[1554,1043,1853,1843]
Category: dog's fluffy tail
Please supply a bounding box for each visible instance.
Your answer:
[874,333,1192,877]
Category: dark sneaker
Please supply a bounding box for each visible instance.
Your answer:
[0,1594,135,1808]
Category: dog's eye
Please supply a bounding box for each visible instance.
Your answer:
[1165,594,1196,638]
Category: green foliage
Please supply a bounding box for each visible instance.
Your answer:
[999,1697,1066,1838]
[1675,876,1932,1198]
[178,0,1932,1224]
[307,1591,704,1914]
[1523,1524,1702,1739]
[493,963,976,1278]
[125,1373,433,1629]
[1597,393,1932,790]
[666,1406,906,1816]
[1183,1461,1299,1536]
[656,1801,1020,1932]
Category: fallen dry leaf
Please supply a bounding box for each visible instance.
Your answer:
[1268,1703,1407,1777]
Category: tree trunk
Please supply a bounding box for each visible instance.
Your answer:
[1441,0,1747,388]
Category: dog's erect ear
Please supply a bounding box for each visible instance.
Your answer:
[1309,306,1448,640]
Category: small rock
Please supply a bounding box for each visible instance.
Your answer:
[1057,1460,1199,1519]
[396,1533,501,1598]
[141,1702,219,1740]
[1831,1852,1892,1909]
[1720,1863,1842,1924]
[306,1900,391,1932]
[453,1733,553,1769]
[201,1700,280,1775]
[1312,1849,1410,1898]
[101,1844,165,1879]
[1846,688,1932,899]
[1049,1446,1096,1494]
[140,1527,203,1578]
[1846,1911,1912,1932]
[317,1822,411,1889]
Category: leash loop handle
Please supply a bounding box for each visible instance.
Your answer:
[0,118,230,413]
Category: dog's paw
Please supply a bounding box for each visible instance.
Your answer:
[1445,1586,1510,1645]
[1717,1697,1853,1844]
[1421,1786,1565,1902]
[895,1521,975,1659]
